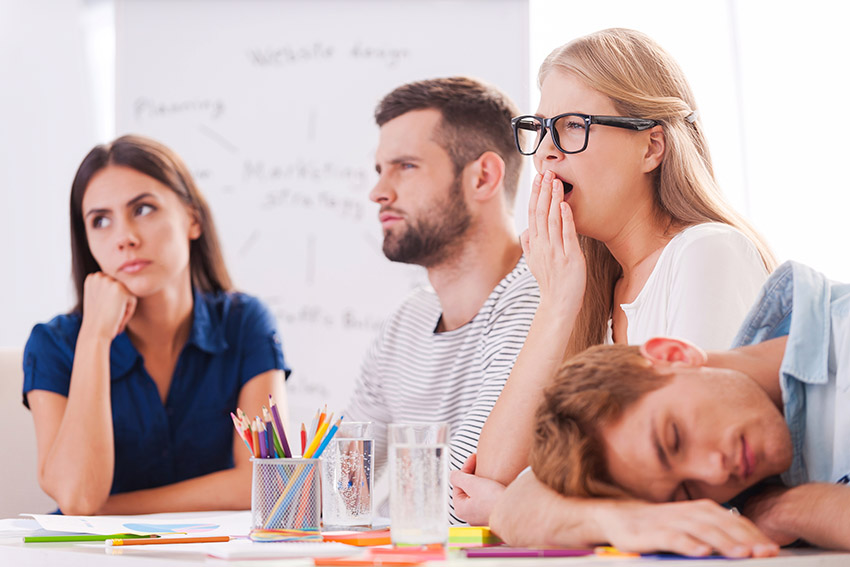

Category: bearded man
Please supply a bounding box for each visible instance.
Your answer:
[345,77,540,523]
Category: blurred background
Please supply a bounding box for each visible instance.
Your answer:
[1,0,848,430]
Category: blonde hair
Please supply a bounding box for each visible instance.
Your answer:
[539,28,776,356]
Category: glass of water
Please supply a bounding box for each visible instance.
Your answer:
[321,421,374,528]
[388,422,450,547]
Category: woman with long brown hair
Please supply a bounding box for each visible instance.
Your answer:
[23,135,289,515]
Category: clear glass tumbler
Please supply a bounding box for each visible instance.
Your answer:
[388,422,450,547]
[321,421,374,528]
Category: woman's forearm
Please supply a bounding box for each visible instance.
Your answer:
[98,464,253,515]
[475,302,576,484]
[38,332,116,514]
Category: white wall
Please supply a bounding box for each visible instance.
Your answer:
[0,0,100,347]
[530,0,850,280]
[3,0,848,349]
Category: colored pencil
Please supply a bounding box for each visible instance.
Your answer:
[262,407,281,457]
[313,416,343,458]
[231,412,253,453]
[303,421,329,458]
[258,418,269,459]
[270,395,292,458]
[25,533,158,543]
[307,409,320,445]
[300,423,307,456]
[465,547,593,558]
[316,404,328,434]
[106,535,231,546]
[250,421,261,458]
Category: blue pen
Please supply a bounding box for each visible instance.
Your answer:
[313,415,344,458]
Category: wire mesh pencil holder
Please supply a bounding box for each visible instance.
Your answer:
[251,458,321,531]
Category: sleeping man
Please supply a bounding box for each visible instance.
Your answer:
[489,261,850,556]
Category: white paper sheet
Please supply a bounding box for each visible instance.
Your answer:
[25,510,251,536]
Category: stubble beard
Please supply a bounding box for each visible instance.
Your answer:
[381,177,471,269]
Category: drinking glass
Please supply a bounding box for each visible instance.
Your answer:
[321,421,374,527]
[388,422,450,547]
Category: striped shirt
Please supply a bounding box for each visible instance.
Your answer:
[345,256,540,524]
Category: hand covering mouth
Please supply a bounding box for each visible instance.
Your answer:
[553,174,574,194]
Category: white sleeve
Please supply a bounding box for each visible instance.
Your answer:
[666,228,769,350]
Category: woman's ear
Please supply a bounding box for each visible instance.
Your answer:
[187,208,202,241]
[640,337,707,367]
[466,151,506,203]
[641,125,665,173]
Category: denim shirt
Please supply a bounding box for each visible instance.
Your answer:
[732,261,850,487]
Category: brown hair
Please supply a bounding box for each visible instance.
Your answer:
[530,344,671,498]
[538,29,776,357]
[375,76,522,207]
[69,134,232,313]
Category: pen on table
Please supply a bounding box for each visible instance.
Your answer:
[106,535,231,546]
[313,416,344,458]
[24,533,159,543]
[270,395,292,457]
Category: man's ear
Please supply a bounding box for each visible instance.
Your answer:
[640,337,707,367]
[465,151,505,202]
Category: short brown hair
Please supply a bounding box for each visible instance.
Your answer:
[374,77,522,206]
[530,344,671,498]
[69,135,232,313]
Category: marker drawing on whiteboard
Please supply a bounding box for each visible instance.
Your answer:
[307,234,316,286]
[198,124,239,153]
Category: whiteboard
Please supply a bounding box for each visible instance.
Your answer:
[115,0,530,431]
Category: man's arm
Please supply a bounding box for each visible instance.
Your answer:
[744,483,850,550]
[491,471,779,558]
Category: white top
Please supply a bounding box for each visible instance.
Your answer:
[345,257,540,524]
[607,223,769,350]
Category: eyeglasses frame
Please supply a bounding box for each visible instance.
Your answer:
[511,113,660,156]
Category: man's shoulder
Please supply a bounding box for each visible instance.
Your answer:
[485,255,540,313]
[377,285,441,335]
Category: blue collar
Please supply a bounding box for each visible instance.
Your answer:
[780,262,831,386]
[109,288,229,380]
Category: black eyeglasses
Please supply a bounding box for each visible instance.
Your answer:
[511,113,660,155]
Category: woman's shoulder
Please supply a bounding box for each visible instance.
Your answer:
[26,312,83,352]
[195,289,277,332]
[666,222,761,262]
